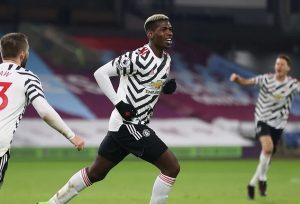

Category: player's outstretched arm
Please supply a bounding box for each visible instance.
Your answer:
[31,97,85,151]
[230,73,255,86]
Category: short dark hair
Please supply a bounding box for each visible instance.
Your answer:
[278,54,291,67]
[0,33,28,59]
[144,14,169,33]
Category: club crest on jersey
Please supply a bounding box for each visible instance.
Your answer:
[144,80,164,95]
[143,129,151,137]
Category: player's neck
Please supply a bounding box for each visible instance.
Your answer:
[148,43,163,58]
[275,74,286,82]
[3,58,21,66]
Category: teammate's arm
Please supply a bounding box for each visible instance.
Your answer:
[31,97,85,151]
[230,73,255,86]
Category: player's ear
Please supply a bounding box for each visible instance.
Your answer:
[147,31,154,39]
[19,50,26,61]
[19,50,28,67]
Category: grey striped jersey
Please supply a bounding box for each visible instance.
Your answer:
[253,73,300,129]
[0,62,45,156]
[110,44,171,128]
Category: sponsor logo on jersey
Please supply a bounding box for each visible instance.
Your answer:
[272,93,284,100]
[144,80,164,95]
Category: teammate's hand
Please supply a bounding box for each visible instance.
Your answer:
[70,135,85,151]
[162,78,177,94]
[230,73,239,82]
[115,101,137,121]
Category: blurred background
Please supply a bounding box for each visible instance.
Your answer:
[1,0,300,160]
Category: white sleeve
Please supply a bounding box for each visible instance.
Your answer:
[94,61,121,105]
[31,97,75,140]
[252,74,265,87]
[295,80,300,93]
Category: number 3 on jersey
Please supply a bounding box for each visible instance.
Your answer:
[0,82,12,110]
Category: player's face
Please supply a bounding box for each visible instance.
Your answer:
[151,20,173,50]
[274,57,290,78]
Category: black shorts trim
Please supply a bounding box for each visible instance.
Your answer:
[98,124,168,163]
[0,151,10,183]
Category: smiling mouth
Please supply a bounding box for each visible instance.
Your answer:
[165,39,172,45]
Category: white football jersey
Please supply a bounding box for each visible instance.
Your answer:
[107,44,171,131]
[253,73,300,129]
[0,62,44,156]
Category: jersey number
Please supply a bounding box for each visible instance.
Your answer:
[0,82,12,110]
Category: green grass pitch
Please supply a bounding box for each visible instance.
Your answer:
[0,159,299,204]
